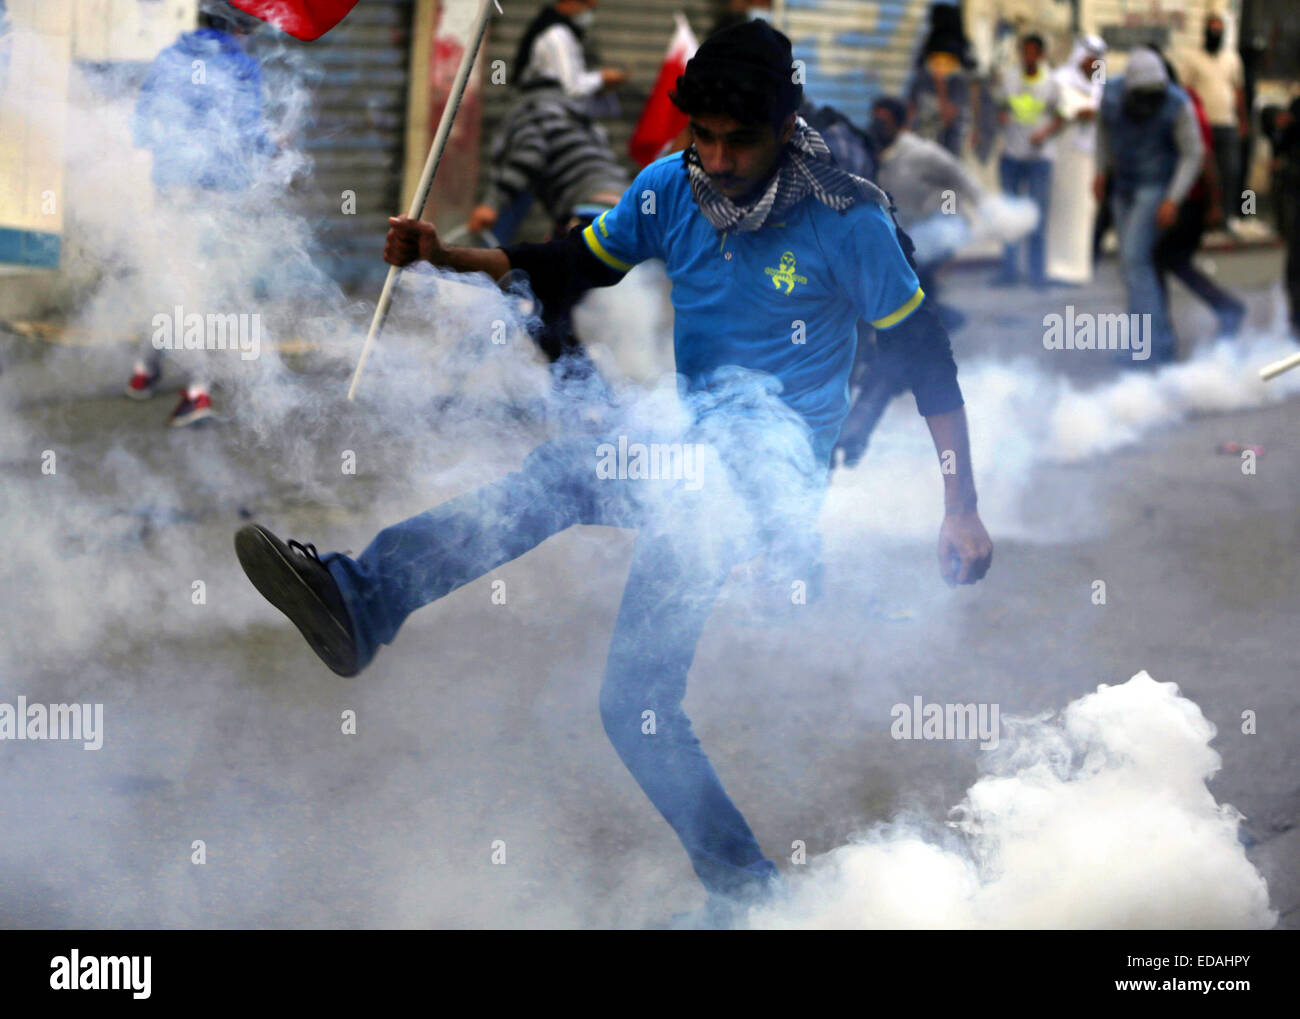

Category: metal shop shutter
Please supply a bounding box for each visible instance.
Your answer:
[251,0,415,289]
[785,0,928,130]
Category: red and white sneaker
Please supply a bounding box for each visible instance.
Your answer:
[125,363,161,400]
[168,388,214,427]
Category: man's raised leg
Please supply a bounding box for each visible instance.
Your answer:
[236,437,633,675]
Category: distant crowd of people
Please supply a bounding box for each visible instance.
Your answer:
[463,1,1296,464]
[125,1,1300,435]
[894,4,1292,364]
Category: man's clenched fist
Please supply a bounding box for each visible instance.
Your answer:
[384,216,444,267]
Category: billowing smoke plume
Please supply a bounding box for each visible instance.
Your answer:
[746,673,1276,929]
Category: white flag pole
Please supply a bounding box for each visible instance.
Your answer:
[347,0,500,401]
[1259,350,1300,382]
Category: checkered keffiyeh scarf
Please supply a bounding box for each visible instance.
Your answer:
[683,117,890,233]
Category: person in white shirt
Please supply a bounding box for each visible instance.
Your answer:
[1179,12,1248,223]
[514,1,628,101]
[1047,35,1107,284]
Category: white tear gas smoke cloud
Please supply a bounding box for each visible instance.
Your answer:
[0,26,1287,928]
[906,194,1039,265]
[825,332,1300,545]
[745,672,1276,929]
[971,193,1041,246]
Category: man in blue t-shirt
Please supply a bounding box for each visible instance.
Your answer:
[235,21,993,921]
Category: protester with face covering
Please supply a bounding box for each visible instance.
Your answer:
[1178,13,1249,229]
[1096,47,1204,365]
[1046,35,1107,284]
[514,1,627,102]
[833,95,984,463]
[237,20,993,925]
[870,96,981,300]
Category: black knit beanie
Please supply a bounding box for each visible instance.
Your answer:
[671,20,803,129]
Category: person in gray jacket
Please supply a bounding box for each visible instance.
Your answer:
[1096,47,1204,365]
[870,95,983,310]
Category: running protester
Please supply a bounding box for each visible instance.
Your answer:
[235,21,993,919]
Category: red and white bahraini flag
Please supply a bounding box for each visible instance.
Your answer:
[628,12,698,167]
[229,0,361,41]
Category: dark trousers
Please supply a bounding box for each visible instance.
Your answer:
[1093,174,1114,261]
[1280,170,1300,333]
[1211,125,1240,214]
[1154,196,1245,324]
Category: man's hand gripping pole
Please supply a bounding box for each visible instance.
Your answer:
[347,0,502,401]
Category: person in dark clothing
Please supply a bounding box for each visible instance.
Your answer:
[1263,98,1300,338]
[235,21,991,924]
[798,98,878,181]
[833,94,986,467]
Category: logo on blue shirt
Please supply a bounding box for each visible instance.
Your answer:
[764,250,808,294]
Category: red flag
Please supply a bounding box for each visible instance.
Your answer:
[229,0,361,41]
[628,13,698,166]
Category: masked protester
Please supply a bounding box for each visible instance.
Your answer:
[1178,13,1248,230]
[235,20,992,925]
[513,2,628,105]
[830,96,984,466]
[1096,48,1205,365]
[869,96,981,322]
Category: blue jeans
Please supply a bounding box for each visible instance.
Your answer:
[999,156,1052,284]
[323,421,824,899]
[1112,185,1177,361]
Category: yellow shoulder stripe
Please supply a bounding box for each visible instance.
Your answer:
[583,214,633,272]
[871,285,926,329]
